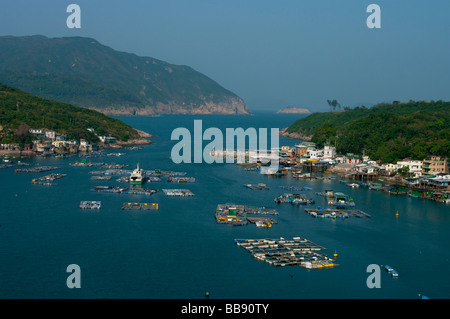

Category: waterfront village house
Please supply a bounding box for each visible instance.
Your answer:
[383,163,398,173]
[99,136,118,144]
[35,142,53,153]
[29,128,43,135]
[323,145,337,159]
[52,140,65,148]
[23,144,32,152]
[307,148,324,159]
[397,160,423,177]
[79,139,91,152]
[0,143,20,151]
[335,155,347,164]
[422,156,449,175]
[280,146,293,157]
[44,130,56,140]
[294,144,308,157]
[346,154,361,164]
[355,163,383,174]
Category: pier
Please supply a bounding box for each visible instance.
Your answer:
[235,237,338,269]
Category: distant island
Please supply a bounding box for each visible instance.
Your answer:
[0,83,152,155]
[277,107,311,114]
[0,35,250,116]
[281,100,450,164]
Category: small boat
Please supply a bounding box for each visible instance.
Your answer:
[391,270,399,278]
[349,183,360,188]
[255,220,272,228]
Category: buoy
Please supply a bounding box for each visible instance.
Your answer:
[395,211,399,217]
[205,292,210,298]
[333,251,338,258]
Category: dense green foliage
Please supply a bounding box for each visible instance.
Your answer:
[287,101,450,163]
[0,35,246,113]
[0,83,140,145]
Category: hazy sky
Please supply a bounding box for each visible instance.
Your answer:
[1,0,450,111]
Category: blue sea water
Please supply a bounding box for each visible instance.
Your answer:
[0,112,449,299]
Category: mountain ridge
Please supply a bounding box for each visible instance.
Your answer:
[0,35,250,115]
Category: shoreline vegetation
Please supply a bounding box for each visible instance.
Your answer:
[283,100,450,163]
[0,83,152,155]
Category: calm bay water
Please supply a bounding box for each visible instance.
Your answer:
[0,112,449,299]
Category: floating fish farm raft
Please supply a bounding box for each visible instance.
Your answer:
[327,192,356,208]
[122,202,159,211]
[274,193,315,205]
[89,169,131,176]
[280,186,312,191]
[101,163,127,169]
[15,166,59,173]
[115,176,162,183]
[235,237,338,269]
[91,176,112,181]
[162,189,195,197]
[90,185,158,196]
[79,201,102,210]
[316,190,356,208]
[167,176,195,183]
[32,173,67,186]
[215,204,279,226]
[70,162,104,167]
[149,170,186,177]
[244,183,270,190]
[305,208,371,219]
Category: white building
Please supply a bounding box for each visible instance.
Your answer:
[45,130,56,140]
[307,148,324,159]
[323,145,336,159]
[383,163,398,172]
[29,128,43,135]
[397,160,423,177]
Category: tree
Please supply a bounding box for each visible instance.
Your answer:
[327,99,341,112]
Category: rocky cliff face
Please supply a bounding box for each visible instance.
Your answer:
[279,128,313,141]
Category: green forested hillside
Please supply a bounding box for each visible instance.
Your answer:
[287,101,450,163]
[0,83,140,146]
[0,35,249,115]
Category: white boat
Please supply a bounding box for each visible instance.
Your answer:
[130,163,144,185]
[349,183,360,188]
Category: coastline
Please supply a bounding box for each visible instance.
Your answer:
[0,128,153,156]
[279,127,313,141]
[327,163,450,192]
